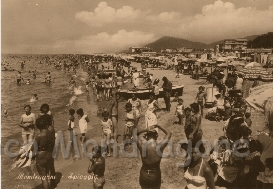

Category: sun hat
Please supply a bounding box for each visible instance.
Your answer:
[257,133,273,164]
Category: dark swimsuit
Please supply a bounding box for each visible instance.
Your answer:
[139,161,161,188]
[35,130,55,176]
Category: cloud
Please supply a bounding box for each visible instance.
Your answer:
[54,30,155,53]
[145,0,273,43]
[75,2,149,27]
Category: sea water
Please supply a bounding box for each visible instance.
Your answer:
[1,54,86,138]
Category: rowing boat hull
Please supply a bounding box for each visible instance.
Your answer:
[118,85,184,100]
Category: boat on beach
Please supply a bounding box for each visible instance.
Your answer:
[117,85,184,100]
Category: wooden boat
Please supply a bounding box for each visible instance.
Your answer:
[117,85,184,100]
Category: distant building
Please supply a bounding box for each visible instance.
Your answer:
[244,48,273,53]
[183,48,193,53]
[129,47,152,54]
[219,39,248,52]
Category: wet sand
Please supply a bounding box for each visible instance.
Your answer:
[2,62,267,189]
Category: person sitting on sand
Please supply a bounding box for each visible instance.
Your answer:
[88,146,105,189]
[207,92,224,115]
[184,142,215,189]
[77,108,89,146]
[137,125,172,189]
[101,111,113,157]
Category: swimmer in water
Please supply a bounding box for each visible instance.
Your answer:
[3,109,8,117]
[16,71,23,84]
[30,94,38,102]
[33,71,36,79]
[26,79,31,85]
[45,72,51,83]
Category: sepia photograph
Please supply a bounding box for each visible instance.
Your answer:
[1,0,273,188]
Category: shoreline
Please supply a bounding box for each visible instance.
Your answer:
[1,62,268,189]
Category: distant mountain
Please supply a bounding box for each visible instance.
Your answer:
[145,36,207,51]
[248,32,273,48]
[144,34,262,51]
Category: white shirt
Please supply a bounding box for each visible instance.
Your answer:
[235,78,243,90]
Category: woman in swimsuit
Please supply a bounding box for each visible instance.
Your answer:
[34,114,56,189]
[137,125,172,189]
[145,94,160,132]
[19,105,36,144]
[101,111,113,156]
[109,92,119,142]
[184,143,215,189]
[128,93,142,128]
[39,103,54,129]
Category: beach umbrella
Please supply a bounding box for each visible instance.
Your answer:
[238,66,263,79]
[260,70,273,82]
[244,62,261,68]
[231,61,246,66]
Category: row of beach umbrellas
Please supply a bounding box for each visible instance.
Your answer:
[237,62,273,81]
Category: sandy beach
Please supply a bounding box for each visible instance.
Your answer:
[2,61,268,189]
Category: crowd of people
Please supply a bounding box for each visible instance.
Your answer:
[11,55,273,189]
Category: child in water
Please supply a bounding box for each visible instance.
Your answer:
[67,109,75,142]
[26,79,31,85]
[30,94,38,102]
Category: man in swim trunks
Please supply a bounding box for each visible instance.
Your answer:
[88,146,105,189]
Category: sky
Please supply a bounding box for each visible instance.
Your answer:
[1,0,273,54]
